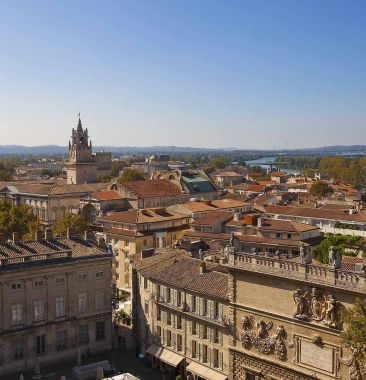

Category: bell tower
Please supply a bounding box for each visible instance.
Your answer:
[66,114,97,184]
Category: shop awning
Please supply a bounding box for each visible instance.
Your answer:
[145,345,184,367]
[186,361,227,380]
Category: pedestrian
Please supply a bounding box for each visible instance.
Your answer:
[118,334,122,349]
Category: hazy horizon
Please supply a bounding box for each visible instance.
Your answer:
[1,1,366,149]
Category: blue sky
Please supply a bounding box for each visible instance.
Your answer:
[0,0,365,149]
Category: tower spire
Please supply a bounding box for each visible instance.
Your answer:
[77,112,82,131]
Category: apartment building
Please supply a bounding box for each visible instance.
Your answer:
[0,231,112,376]
[131,248,230,380]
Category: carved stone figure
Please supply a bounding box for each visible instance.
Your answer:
[324,295,337,327]
[299,243,305,263]
[305,246,313,264]
[293,289,308,320]
[328,246,335,268]
[274,325,287,361]
[240,316,287,361]
[339,348,366,380]
[310,287,326,321]
[229,233,236,248]
[292,287,341,328]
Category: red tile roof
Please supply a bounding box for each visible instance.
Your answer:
[118,179,182,198]
[92,190,123,201]
[193,211,233,226]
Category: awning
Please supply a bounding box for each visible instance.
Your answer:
[186,361,227,380]
[145,344,184,367]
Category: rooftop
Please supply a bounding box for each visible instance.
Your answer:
[100,208,188,224]
[0,235,108,268]
[118,179,182,198]
[133,248,229,300]
[259,218,320,232]
[264,205,366,223]
[91,190,123,201]
[192,210,233,226]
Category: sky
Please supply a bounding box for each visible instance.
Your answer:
[0,0,366,149]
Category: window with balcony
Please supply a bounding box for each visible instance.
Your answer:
[54,296,66,318]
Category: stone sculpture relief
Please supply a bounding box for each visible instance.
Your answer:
[240,316,287,361]
[339,348,366,380]
[292,287,341,328]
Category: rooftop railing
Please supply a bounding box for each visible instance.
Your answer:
[227,251,366,293]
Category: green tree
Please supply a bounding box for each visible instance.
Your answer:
[309,181,334,197]
[207,156,230,171]
[111,160,126,177]
[313,235,364,264]
[96,174,112,182]
[341,298,366,362]
[0,170,12,180]
[0,199,40,239]
[118,168,145,182]
[53,213,88,236]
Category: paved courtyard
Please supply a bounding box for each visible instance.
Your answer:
[8,348,164,380]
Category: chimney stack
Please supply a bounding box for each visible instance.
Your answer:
[66,228,71,239]
[44,228,53,240]
[12,232,19,243]
[199,261,206,274]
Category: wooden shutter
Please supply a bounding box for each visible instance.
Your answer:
[219,330,223,346]
[208,347,212,366]
[209,300,214,319]
[219,351,224,370]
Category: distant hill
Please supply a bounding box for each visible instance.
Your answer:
[0,144,366,156]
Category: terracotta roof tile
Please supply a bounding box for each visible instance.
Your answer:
[118,180,182,198]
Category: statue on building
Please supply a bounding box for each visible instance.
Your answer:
[293,289,308,320]
[299,242,305,263]
[324,295,337,327]
[339,348,366,380]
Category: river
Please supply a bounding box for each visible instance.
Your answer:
[245,156,301,175]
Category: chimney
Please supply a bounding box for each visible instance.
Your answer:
[35,230,42,241]
[257,217,262,227]
[66,228,71,239]
[12,232,19,243]
[199,261,206,274]
[44,228,53,240]
[84,230,89,241]
[234,212,241,221]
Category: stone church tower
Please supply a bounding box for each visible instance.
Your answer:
[66,115,97,184]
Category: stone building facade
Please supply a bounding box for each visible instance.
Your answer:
[131,248,230,380]
[0,231,112,376]
[226,246,363,380]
